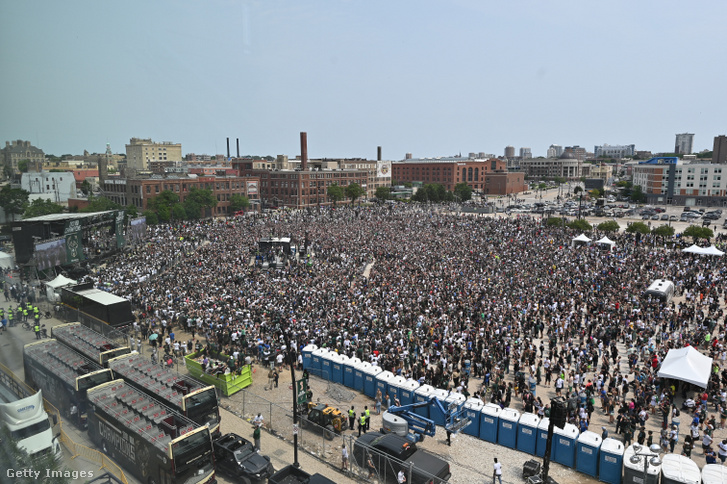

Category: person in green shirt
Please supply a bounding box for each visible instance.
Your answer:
[253,425,261,451]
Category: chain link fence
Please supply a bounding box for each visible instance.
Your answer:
[223,388,449,484]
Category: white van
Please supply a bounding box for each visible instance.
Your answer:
[644,279,675,302]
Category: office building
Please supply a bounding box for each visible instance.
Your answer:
[2,140,45,173]
[675,133,694,155]
[714,135,727,164]
[125,138,182,171]
[594,144,635,158]
[520,147,532,159]
[547,145,564,159]
[632,157,727,205]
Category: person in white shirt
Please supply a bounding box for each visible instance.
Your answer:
[719,439,727,463]
[493,458,502,484]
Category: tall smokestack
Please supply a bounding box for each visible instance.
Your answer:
[377,146,382,161]
[226,138,230,159]
[236,138,240,158]
[300,132,308,171]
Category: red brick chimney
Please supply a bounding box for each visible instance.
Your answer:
[300,132,308,171]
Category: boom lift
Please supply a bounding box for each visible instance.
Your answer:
[381,396,471,443]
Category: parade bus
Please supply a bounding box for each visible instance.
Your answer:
[23,340,114,429]
[87,379,216,484]
[52,322,220,437]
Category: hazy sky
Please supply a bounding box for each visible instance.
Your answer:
[2,1,726,160]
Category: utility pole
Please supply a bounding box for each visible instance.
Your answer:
[288,340,300,467]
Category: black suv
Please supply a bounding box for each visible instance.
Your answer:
[213,433,274,484]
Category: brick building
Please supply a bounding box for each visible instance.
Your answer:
[391,157,525,195]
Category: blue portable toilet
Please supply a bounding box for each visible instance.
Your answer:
[479,403,500,443]
[702,464,727,484]
[343,356,359,388]
[399,379,420,406]
[428,388,450,426]
[413,385,435,419]
[330,353,345,385]
[516,412,540,455]
[536,417,550,457]
[320,350,333,381]
[302,344,317,370]
[462,398,483,437]
[351,359,366,392]
[552,422,579,468]
[661,454,700,484]
[443,392,466,431]
[361,363,383,398]
[389,375,408,404]
[623,444,661,484]
[376,370,395,403]
[598,438,624,484]
[497,408,520,449]
[310,348,326,373]
[576,430,602,477]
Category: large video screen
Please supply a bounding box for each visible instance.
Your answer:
[34,239,67,270]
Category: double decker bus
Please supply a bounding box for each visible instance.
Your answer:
[23,340,114,429]
[87,379,216,484]
[52,322,220,436]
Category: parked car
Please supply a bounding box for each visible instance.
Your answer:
[213,433,275,484]
[669,215,678,221]
[651,215,660,220]
[660,214,669,221]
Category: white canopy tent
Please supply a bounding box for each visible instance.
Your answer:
[44,274,77,302]
[703,245,725,256]
[657,346,713,388]
[0,251,14,270]
[595,236,616,251]
[571,233,592,247]
[681,244,703,254]
[681,244,725,256]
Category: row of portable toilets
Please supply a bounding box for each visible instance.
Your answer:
[303,346,727,484]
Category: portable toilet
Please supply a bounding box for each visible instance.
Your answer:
[462,397,484,437]
[428,388,451,427]
[399,379,420,406]
[413,384,435,419]
[343,356,360,389]
[330,353,346,385]
[389,375,408,405]
[479,403,501,443]
[623,444,661,484]
[536,417,550,457]
[352,360,367,392]
[661,454,700,484]
[552,422,579,468]
[497,408,520,449]
[376,371,396,404]
[320,350,334,381]
[516,412,540,455]
[361,364,383,398]
[576,430,602,477]
[302,344,317,370]
[702,464,727,484]
[310,348,326,373]
[598,438,624,484]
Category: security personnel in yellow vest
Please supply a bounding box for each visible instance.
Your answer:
[358,413,366,436]
[33,311,40,324]
[0,309,4,320]
[365,406,370,430]
[348,406,356,431]
[7,309,13,327]
[23,308,29,322]
[34,323,41,339]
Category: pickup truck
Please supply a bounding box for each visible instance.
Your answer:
[354,431,451,484]
[213,433,274,484]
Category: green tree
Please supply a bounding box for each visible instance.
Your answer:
[683,225,714,244]
[17,159,30,173]
[573,186,583,194]
[80,179,92,196]
[545,217,565,227]
[24,198,64,218]
[345,183,366,204]
[630,185,646,203]
[229,194,250,213]
[597,220,621,233]
[327,184,344,206]
[652,224,675,239]
[80,195,122,213]
[375,186,391,201]
[183,187,217,219]
[148,190,179,222]
[142,210,159,225]
[0,186,30,221]
[589,188,602,199]
[567,219,592,232]
[0,425,71,484]
[453,182,473,202]
[3,165,13,179]
[626,221,650,234]
[125,204,139,219]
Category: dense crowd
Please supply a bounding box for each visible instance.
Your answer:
[83,204,727,462]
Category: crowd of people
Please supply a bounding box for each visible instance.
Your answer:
[80,204,727,463]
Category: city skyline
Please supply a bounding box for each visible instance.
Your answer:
[1,1,725,160]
